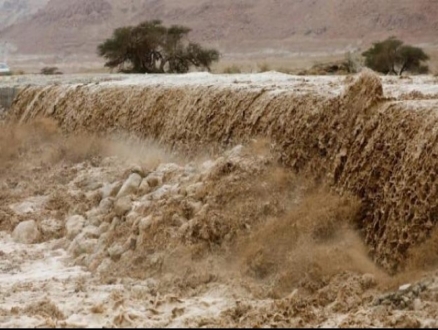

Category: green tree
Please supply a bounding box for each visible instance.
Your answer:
[98,20,220,74]
[362,37,429,75]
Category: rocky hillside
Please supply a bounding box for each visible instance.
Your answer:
[1,0,437,57]
[0,0,48,31]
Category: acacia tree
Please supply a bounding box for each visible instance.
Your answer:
[97,20,220,73]
[362,37,429,75]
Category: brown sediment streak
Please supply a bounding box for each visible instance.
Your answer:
[7,71,438,272]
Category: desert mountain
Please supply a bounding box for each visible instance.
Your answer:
[1,0,437,59]
[0,0,48,31]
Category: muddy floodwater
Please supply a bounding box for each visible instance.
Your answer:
[0,71,437,327]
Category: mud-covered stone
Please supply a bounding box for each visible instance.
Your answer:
[66,215,85,240]
[116,173,142,198]
[12,220,41,244]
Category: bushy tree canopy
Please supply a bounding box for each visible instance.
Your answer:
[97,20,220,74]
[362,37,429,75]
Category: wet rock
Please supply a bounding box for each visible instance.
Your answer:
[73,254,88,267]
[120,250,135,263]
[98,198,114,212]
[85,208,105,226]
[138,179,152,195]
[124,234,137,251]
[88,252,106,271]
[189,201,203,214]
[108,243,125,261]
[96,258,113,274]
[394,315,421,328]
[110,217,121,231]
[178,220,192,236]
[68,234,98,257]
[117,173,142,198]
[226,145,244,158]
[86,190,102,204]
[126,211,140,226]
[100,181,122,199]
[9,196,49,215]
[98,222,110,235]
[399,283,412,291]
[129,164,147,177]
[200,160,215,172]
[150,184,172,200]
[114,196,132,216]
[82,225,100,239]
[156,163,182,173]
[375,280,426,310]
[139,216,153,231]
[40,218,63,237]
[413,298,422,311]
[145,173,163,188]
[12,220,41,244]
[51,237,70,250]
[84,180,103,191]
[66,215,86,240]
[186,182,204,198]
[171,214,185,227]
[96,232,110,251]
[133,199,152,214]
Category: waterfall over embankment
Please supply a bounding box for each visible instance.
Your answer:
[0,87,19,111]
[6,71,438,272]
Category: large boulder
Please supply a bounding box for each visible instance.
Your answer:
[116,173,142,198]
[12,220,41,244]
[114,196,132,216]
[66,215,86,240]
[100,181,122,199]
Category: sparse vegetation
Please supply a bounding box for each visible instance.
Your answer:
[11,70,26,76]
[98,20,220,74]
[362,37,429,75]
[257,62,271,73]
[222,64,242,74]
[40,67,63,75]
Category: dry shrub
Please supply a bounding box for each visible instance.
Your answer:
[11,70,26,76]
[257,62,271,73]
[222,64,242,74]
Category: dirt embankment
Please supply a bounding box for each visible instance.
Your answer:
[5,71,438,273]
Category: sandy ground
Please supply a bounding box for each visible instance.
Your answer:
[0,72,438,328]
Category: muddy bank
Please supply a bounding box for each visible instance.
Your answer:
[6,71,438,272]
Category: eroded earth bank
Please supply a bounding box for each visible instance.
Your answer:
[0,71,437,327]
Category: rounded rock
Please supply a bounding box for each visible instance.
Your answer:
[138,179,152,195]
[146,174,163,188]
[114,196,132,216]
[12,220,41,244]
[361,273,377,289]
[100,181,122,199]
[116,173,142,198]
[66,215,86,240]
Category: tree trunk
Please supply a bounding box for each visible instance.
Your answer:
[399,62,407,76]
